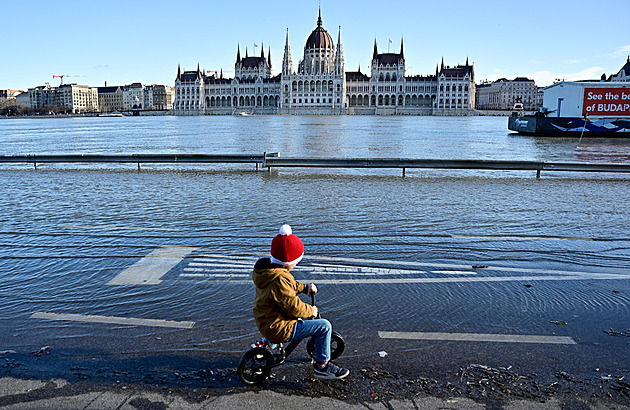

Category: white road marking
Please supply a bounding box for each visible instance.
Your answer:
[379,331,577,345]
[107,246,197,285]
[183,267,252,273]
[432,270,477,275]
[193,258,254,266]
[182,273,630,285]
[60,224,179,232]
[196,254,259,261]
[31,312,195,329]
[304,255,595,276]
[188,263,252,270]
[180,273,250,278]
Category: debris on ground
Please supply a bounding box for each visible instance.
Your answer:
[378,351,387,358]
[32,346,52,357]
[604,328,630,337]
[457,364,541,400]
[472,265,488,269]
[551,321,567,325]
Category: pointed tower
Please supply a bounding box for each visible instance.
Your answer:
[400,38,404,60]
[317,5,323,28]
[236,44,241,64]
[267,47,272,68]
[334,26,345,76]
[282,28,293,75]
[176,64,181,81]
[372,39,378,61]
[261,42,265,59]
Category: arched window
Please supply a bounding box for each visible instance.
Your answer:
[385,73,390,81]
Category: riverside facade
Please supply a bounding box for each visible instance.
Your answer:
[173,9,476,116]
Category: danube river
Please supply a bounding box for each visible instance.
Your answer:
[1,115,629,403]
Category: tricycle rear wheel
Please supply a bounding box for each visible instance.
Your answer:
[306,331,345,361]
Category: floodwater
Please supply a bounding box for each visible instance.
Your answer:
[0,115,629,368]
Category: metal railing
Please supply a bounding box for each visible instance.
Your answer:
[1,153,629,178]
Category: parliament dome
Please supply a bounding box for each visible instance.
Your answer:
[304,10,334,50]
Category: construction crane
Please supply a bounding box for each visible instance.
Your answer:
[53,75,84,85]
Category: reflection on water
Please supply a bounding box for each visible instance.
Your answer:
[0,116,629,356]
[575,139,630,162]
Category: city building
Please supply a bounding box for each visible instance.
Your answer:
[174,8,475,116]
[56,84,99,113]
[28,84,57,109]
[15,92,29,107]
[0,89,22,101]
[97,86,124,112]
[475,77,540,111]
[151,84,175,110]
[123,83,145,110]
[608,56,630,82]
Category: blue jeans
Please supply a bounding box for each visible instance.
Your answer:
[286,318,332,364]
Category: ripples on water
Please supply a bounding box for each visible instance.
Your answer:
[0,116,629,355]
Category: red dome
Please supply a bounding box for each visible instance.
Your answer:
[304,11,334,50]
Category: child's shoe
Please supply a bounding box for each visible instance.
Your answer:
[313,362,350,380]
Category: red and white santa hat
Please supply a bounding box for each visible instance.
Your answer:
[270,224,304,267]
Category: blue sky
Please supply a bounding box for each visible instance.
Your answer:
[2,0,629,91]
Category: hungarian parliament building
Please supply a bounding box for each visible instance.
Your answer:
[173,9,475,116]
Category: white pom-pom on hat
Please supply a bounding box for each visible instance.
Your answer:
[279,224,292,236]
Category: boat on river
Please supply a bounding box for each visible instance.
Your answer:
[508,81,630,136]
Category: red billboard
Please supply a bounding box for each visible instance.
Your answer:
[583,88,630,116]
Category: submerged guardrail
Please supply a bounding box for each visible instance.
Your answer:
[1,153,629,178]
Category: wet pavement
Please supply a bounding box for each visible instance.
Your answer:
[1,249,630,408]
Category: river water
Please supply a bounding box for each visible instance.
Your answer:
[0,115,629,364]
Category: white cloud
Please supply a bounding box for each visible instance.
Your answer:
[613,45,630,57]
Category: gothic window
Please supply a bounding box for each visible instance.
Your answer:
[379,73,384,81]
[385,73,390,81]
[392,73,397,81]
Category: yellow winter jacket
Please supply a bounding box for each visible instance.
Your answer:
[252,258,315,343]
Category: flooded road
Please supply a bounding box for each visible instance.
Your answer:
[0,115,629,405]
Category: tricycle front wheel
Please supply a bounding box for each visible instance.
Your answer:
[237,347,274,385]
